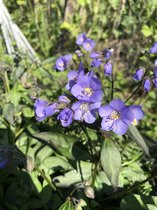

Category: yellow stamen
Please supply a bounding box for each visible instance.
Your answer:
[132,118,138,126]
[110,111,120,120]
[83,87,93,97]
[80,103,89,112]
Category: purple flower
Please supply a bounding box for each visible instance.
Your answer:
[90,52,100,59]
[153,78,157,88]
[155,59,157,66]
[76,33,86,45]
[91,58,102,68]
[66,62,85,90]
[154,67,157,77]
[82,38,95,51]
[104,61,112,76]
[57,108,73,127]
[149,42,157,54]
[71,72,103,103]
[133,68,144,81]
[55,54,72,71]
[144,79,151,92]
[130,105,145,126]
[72,101,101,124]
[99,99,134,135]
[102,48,114,59]
[58,95,70,103]
[34,99,59,122]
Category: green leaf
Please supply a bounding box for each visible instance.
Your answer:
[53,161,92,187]
[108,0,120,10]
[40,185,52,204]
[33,132,77,159]
[146,204,157,210]
[3,103,14,125]
[141,25,153,37]
[43,156,71,171]
[120,194,157,210]
[127,125,149,155]
[58,199,75,210]
[100,138,121,190]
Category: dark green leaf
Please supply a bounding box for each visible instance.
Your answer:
[33,132,77,159]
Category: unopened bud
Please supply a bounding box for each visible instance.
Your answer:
[75,206,82,210]
[84,187,95,199]
[79,199,87,207]
[26,156,34,172]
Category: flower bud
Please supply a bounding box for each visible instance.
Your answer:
[78,199,87,207]
[104,61,112,76]
[26,156,34,172]
[84,186,95,199]
[150,42,157,54]
[144,78,151,92]
[133,68,144,81]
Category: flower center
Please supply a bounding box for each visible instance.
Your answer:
[110,111,120,120]
[59,62,64,67]
[85,43,90,48]
[80,103,89,112]
[132,118,138,126]
[81,87,93,97]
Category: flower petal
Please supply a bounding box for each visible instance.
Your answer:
[101,116,113,131]
[99,105,114,117]
[84,111,96,124]
[131,105,145,120]
[112,120,128,135]
[110,99,125,111]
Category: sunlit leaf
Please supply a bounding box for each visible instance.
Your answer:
[127,125,149,155]
[100,138,121,190]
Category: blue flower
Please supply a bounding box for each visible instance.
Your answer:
[90,52,100,59]
[99,99,134,135]
[143,79,151,92]
[129,105,144,126]
[102,48,113,59]
[104,61,112,76]
[82,38,95,51]
[70,71,103,103]
[58,95,70,104]
[153,78,157,88]
[57,108,73,127]
[133,68,144,81]
[55,54,72,71]
[91,58,102,68]
[149,42,157,54]
[34,99,59,122]
[66,62,84,90]
[72,101,101,124]
[76,33,86,45]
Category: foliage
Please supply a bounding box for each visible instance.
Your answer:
[0,0,157,210]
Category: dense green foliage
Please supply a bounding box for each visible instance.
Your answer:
[0,0,157,210]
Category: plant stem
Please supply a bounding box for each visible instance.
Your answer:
[36,168,57,191]
[111,73,114,101]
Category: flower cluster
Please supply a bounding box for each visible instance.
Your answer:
[133,42,157,91]
[34,33,145,135]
